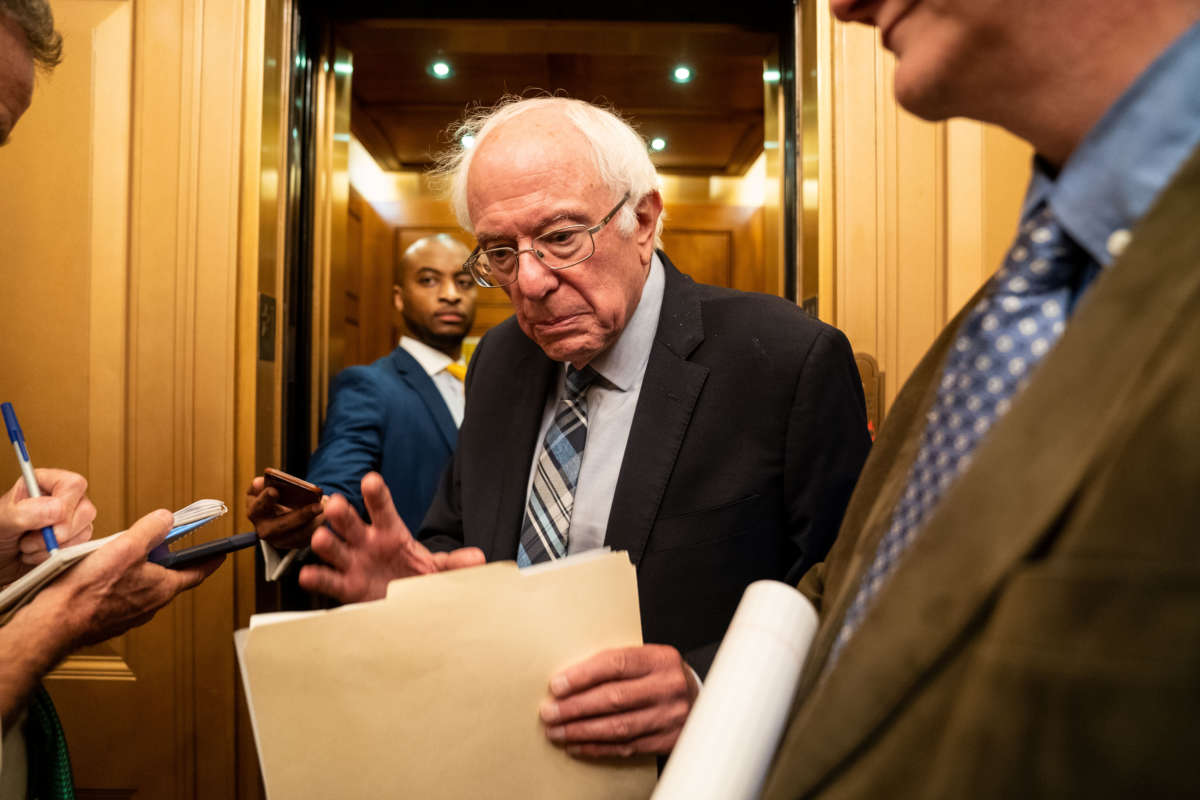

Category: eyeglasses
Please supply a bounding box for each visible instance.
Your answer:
[463,193,630,288]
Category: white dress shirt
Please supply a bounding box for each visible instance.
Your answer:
[522,253,666,554]
[399,336,466,426]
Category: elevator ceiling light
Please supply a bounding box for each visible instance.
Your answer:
[430,60,452,79]
[650,137,667,152]
[672,65,692,83]
[763,69,781,82]
[461,133,476,149]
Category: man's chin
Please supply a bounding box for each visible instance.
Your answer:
[892,57,968,123]
[430,322,470,339]
[533,333,605,367]
[420,327,470,351]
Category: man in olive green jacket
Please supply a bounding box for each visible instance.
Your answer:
[762,0,1200,797]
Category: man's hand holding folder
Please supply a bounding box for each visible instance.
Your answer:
[299,471,700,759]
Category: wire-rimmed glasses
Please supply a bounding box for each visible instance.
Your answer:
[463,193,630,288]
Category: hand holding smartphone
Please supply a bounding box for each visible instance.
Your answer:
[150,531,258,568]
[248,468,326,552]
[263,467,323,510]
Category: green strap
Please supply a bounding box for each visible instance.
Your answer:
[23,685,75,800]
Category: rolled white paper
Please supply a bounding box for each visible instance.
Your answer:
[653,580,818,800]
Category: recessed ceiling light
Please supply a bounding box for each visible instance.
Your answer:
[650,137,667,152]
[672,65,692,84]
[763,69,781,83]
[430,60,452,79]
[461,133,476,149]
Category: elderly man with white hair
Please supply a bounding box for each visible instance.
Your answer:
[299,95,871,758]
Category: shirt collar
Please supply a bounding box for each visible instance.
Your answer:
[400,336,459,377]
[1025,19,1200,268]
[582,252,665,392]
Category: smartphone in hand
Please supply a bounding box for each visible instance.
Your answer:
[150,531,258,568]
[264,468,322,510]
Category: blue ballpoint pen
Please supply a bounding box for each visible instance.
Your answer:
[2,402,60,552]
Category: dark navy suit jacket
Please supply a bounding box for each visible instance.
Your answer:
[307,346,458,531]
[420,253,872,676]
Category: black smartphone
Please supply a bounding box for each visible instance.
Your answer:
[264,467,322,510]
[149,531,259,569]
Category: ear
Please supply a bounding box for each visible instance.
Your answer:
[633,190,663,264]
[393,285,404,314]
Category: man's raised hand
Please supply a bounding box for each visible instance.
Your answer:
[298,472,484,603]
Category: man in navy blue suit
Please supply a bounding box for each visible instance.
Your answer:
[247,234,477,554]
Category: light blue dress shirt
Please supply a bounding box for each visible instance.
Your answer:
[523,253,665,556]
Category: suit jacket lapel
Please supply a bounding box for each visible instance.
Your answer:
[484,335,558,561]
[771,143,1200,796]
[388,347,458,449]
[605,254,708,566]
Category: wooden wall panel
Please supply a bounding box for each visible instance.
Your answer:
[0,0,254,795]
[659,230,733,287]
[814,0,1032,415]
[662,202,764,293]
[0,1,119,526]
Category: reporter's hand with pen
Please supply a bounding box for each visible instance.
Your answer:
[0,468,96,585]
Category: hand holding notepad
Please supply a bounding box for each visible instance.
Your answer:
[33,508,225,647]
[0,498,228,624]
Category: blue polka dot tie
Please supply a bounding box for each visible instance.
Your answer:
[517,366,599,566]
[829,203,1091,665]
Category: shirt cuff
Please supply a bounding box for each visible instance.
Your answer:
[259,541,301,582]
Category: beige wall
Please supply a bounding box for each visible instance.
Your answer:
[811,3,1034,414]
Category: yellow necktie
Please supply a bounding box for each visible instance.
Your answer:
[445,362,467,382]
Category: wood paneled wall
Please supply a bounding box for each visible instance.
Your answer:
[0,0,258,795]
[346,187,405,365]
[810,2,1034,413]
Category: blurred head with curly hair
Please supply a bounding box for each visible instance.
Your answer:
[0,0,61,145]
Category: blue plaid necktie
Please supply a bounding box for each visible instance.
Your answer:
[517,366,600,566]
[829,203,1091,665]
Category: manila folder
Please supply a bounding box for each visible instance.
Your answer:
[239,551,656,799]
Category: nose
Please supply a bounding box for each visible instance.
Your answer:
[513,247,557,300]
[829,0,880,23]
[440,278,462,303]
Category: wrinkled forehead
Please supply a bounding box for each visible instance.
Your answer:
[465,113,603,221]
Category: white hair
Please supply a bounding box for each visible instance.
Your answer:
[432,95,664,247]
